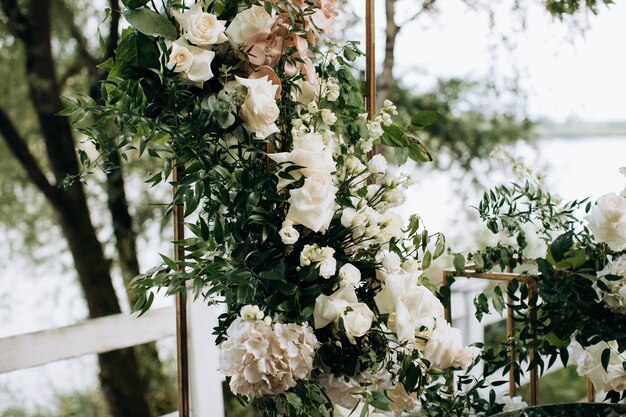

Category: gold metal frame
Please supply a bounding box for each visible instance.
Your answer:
[443,268,596,405]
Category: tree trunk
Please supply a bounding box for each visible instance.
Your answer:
[378,0,400,107]
[0,0,153,415]
[105,150,176,415]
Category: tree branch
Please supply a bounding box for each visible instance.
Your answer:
[0,107,61,207]
[398,0,438,29]
[106,0,121,60]
[56,0,98,69]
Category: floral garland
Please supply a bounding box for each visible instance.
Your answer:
[64,0,479,416]
[463,167,626,402]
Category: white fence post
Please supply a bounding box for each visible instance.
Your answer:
[186,292,225,417]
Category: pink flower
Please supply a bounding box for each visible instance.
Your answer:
[312,0,338,33]
[283,34,317,84]
[245,30,284,68]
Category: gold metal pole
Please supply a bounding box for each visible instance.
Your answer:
[506,290,517,398]
[528,281,539,406]
[173,163,190,417]
[587,379,595,402]
[365,0,376,120]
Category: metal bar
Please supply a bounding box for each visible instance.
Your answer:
[173,163,190,417]
[442,270,453,323]
[506,289,517,397]
[443,268,535,283]
[365,0,376,120]
[528,281,538,406]
[587,379,595,402]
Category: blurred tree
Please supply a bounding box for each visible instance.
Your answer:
[0,0,173,416]
[377,0,613,171]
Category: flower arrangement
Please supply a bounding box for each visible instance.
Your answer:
[62,0,477,415]
[458,167,626,403]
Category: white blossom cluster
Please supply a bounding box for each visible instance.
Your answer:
[219,307,319,397]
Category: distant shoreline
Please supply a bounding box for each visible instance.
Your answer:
[536,121,626,139]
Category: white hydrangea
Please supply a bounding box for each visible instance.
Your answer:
[219,318,319,397]
[595,255,626,314]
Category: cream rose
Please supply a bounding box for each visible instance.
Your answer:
[225,5,275,46]
[374,271,444,343]
[585,192,626,251]
[338,264,361,287]
[583,340,626,392]
[314,286,358,329]
[286,174,338,233]
[319,256,337,279]
[166,38,216,86]
[269,132,336,190]
[236,75,280,139]
[422,320,470,369]
[173,3,227,46]
[342,303,374,344]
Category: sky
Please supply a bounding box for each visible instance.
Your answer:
[352,0,626,122]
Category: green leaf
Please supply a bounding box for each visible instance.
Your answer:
[422,251,432,269]
[492,285,504,315]
[122,0,150,8]
[601,347,611,371]
[114,31,160,77]
[408,139,433,163]
[410,111,439,128]
[123,8,177,40]
[369,391,391,411]
[433,234,446,259]
[453,253,465,274]
[548,231,573,262]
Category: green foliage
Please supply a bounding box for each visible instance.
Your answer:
[455,178,626,403]
[390,79,535,172]
[545,0,614,17]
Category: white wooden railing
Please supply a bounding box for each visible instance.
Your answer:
[0,294,224,417]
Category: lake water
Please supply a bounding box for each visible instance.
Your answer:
[1,136,625,411]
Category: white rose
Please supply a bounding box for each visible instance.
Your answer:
[375,272,444,343]
[225,5,275,46]
[422,320,467,369]
[314,286,358,329]
[269,132,336,190]
[173,3,227,46]
[321,109,337,125]
[167,41,193,73]
[279,225,300,245]
[240,305,261,321]
[319,256,337,279]
[236,75,280,139]
[382,252,402,273]
[286,174,338,233]
[339,264,361,287]
[342,303,374,344]
[585,192,626,251]
[368,154,388,174]
[166,38,216,86]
